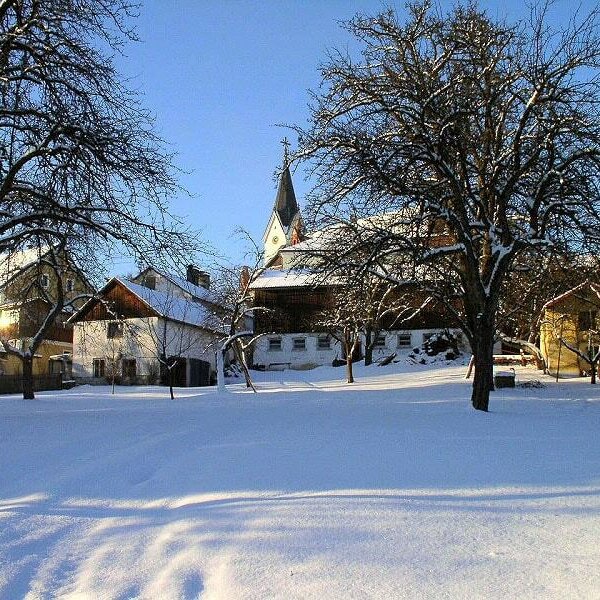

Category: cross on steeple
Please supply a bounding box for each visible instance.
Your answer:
[280,136,291,167]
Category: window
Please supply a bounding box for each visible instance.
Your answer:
[397,333,412,348]
[65,278,74,293]
[107,321,123,339]
[578,310,598,331]
[93,358,106,378]
[40,273,49,288]
[293,337,306,351]
[268,337,282,351]
[374,333,387,348]
[142,275,156,290]
[317,335,331,350]
[122,359,136,379]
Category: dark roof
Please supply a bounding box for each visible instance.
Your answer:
[274,167,299,227]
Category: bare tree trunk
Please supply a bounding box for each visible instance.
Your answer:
[169,368,175,400]
[233,341,256,392]
[364,327,373,366]
[345,330,354,384]
[471,318,496,411]
[22,355,35,400]
[591,362,597,385]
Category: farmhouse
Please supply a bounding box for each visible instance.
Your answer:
[0,246,93,378]
[70,266,227,386]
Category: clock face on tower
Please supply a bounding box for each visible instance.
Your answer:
[272,236,279,243]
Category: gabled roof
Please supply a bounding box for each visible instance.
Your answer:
[543,280,600,310]
[70,277,226,334]
[0,245,95,296]
[274,166,299,228]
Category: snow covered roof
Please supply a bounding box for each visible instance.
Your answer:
[152,269,219,305]
[279,211,417,257]
[115,278,225,333]
[542,281,600,311]
[250,269,344,290]
[0,245,50,288]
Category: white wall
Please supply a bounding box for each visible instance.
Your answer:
[73,317,219,383]
[253,328,468,370]
[263,214,286,265]
[253,333,342,370]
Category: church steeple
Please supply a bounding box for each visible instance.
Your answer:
[262,139,304,265]
[274,161,299,228]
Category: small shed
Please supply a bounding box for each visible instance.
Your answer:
[540,281,600,378]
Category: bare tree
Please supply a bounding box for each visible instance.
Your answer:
[0,1,202,397]
[211,232,274,392]
[294,2,600,411]
[315,287,362,383]
[497,251,599,350]
[125,284,216,399]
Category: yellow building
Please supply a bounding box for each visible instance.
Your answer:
[540,281,600,378]
[0,246,93,378]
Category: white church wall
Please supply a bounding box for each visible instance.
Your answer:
[263,214,287,265]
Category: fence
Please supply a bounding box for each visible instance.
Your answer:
[0,374,63,395]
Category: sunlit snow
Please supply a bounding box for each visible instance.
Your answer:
[1,362,599,599]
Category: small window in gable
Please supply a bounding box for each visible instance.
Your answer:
[40,273,49,288]
[65,278,74,292]
[578,310,598,331]
[107,321,123,339]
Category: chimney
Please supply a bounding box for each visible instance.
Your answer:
[197,271,210,289]
[187,265,210,289]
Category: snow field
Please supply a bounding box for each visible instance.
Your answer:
[0,362,599,599]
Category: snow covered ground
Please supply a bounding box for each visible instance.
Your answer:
[1,362,599,599]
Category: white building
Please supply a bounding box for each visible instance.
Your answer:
[250,154,465,371]
[70,267,227,386]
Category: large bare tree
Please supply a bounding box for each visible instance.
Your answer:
[294,2,600,411]
[0,0,201,397]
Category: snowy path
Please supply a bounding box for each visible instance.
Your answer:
[0,364,599,598]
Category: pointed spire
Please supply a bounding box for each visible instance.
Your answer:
[274,138,299,228]
[281,136,291,168]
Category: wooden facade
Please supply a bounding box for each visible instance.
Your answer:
[75,281,158,322]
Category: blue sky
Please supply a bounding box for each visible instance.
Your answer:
[114,0,591,271]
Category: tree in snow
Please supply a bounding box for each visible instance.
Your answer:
[315,287,362,383]
[132,292,216,400]
[0,0,201,397]
[211,232,275,392]
[294,2,600,410]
